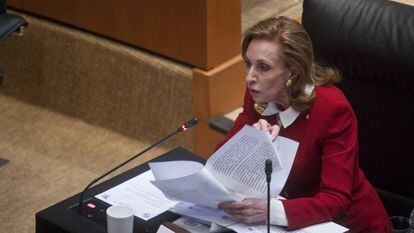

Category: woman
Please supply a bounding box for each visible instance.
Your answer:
[216,16,389,233]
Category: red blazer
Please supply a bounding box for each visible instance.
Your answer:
[217,85,389,233]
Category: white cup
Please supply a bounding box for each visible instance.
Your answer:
[106,205,134,233]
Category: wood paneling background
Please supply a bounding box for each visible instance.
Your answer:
[7,0,241,69]
[193,55,245,157]
[193,55,244,121]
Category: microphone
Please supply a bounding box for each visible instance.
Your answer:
[78,118,198,213]
[181,118,198,131]
[265,159,273,233]
[265,159,273,183]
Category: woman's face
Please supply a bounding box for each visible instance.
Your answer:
[244,39,291,104]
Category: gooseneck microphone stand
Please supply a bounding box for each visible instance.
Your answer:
[78,118,198,213]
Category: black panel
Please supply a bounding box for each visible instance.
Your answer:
[0,0,5,13]
[302,0,414,216]
[0,157,9,167]
[36,147,205,233]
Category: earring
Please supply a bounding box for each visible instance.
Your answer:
[286,79,293,87]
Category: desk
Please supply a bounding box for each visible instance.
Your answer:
[36,147,205,233]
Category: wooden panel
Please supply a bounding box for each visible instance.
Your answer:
[7,0,241,69]
[193,55,245,122]
[193,55,245,158]
[206,0,241,68]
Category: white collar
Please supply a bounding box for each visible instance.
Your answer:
[261,84,315,128]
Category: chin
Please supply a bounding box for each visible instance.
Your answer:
[253,97,270,103]
[249,90,274,103]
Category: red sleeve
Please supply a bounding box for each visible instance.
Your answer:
[282,101,358,229]
[215,109,250,150]
[215,89,257,150]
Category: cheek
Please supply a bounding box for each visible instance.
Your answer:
[263,78,284,94]
[253,80,283,102]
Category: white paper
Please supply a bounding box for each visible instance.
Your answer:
[95,170,178,221]
[150,163,243,207]
[173,203,347,233]
[150,125,299,207]
[151,160,204,180]
[209,223,230,233]
[171,202,237,227]
[300,221,348,233]
[156,225,175,233]
[206,125,299,198]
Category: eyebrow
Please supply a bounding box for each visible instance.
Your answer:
[244,53,278,66]
[255,58,276,67]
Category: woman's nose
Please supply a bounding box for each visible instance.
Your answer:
[246,68,257,83]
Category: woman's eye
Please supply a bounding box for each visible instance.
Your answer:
[258,64,270,72]
[244,60,252,68]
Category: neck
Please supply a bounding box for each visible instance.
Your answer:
[273,90,290,111]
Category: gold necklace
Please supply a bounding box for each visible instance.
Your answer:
[254,102,268,115]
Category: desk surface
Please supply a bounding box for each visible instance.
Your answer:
[36,147,205,233]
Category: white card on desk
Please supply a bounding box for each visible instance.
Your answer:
[95,170,178,221]
[156,225,175,233]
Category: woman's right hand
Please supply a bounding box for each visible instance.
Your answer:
[252,119,280,141]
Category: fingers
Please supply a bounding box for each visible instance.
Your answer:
[218,198,258,209]
[270,124,280,141]
[253,119,270,130]
[230,212,266,224]
[252,119,280,141]
[217,201,247,214]
[218,198,267,224]
[217,199,250,213]
[217,201,239,210]
[219,206,264,223]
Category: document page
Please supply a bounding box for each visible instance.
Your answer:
[150,125,298,206]
[149,161,243,208]
[206,125,299,198]
[171,201,237,227]
[95,170,178,221]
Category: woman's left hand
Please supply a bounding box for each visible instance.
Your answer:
[252,119,280,141]
[217,198,267,224]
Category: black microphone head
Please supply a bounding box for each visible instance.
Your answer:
[180,118,199,131]
[265,159,273,176]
